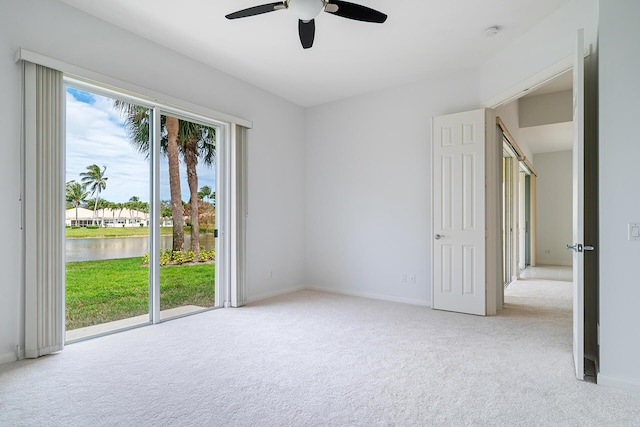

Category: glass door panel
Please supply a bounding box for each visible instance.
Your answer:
[158,114,217,320]
[65,86,150,341]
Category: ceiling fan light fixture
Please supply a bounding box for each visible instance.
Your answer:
[287,0,325,21]
[225,0,387,49]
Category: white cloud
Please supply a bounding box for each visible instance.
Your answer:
[66,90,216,203]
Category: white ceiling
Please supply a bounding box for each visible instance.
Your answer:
[58,0,571,107]
[520,122,574,154]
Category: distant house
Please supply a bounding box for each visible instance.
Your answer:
[65,207,150,228]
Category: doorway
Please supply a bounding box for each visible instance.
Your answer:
[487,50,598,380]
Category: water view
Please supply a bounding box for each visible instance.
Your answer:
[66,234,216,262]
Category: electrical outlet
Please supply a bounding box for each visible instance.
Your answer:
[401,273,407,283]
[269,270,273,279]
[544,249,551,254]
[409,274,416,284]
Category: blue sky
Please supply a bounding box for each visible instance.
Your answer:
[65,87,216,204]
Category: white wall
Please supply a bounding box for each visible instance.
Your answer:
[533,151,573,266]
[519,90,573,127]
[479,0,598,103]
[0,0,306,362]
[598,0,640,391]
[302,0,598,307]
[305,69,480,305]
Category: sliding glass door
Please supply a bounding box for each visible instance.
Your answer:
[65,83,222,341]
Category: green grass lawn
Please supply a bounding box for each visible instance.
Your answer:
[66,257,215,330]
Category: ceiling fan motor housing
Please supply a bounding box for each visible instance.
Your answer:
[287,0,326,21]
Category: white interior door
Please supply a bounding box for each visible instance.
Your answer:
[570,29,585,381]
[432,109,486,316]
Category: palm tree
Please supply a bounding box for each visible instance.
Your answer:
[113,102,185,252]
[198,185,212,202]
[80,164,108,225]
[66,180,89,226]
[114,101,216,254]
[179,122,216,255]
[166,116,186,250]
[197,185,216,233]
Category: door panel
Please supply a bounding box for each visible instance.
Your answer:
[432,109,486,316]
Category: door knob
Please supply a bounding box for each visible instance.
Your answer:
[566,243,582,252]
[435,234,444,240]
[566,243,596,252]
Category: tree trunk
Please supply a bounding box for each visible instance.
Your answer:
[185,137,200,256]
[166,116,185,252]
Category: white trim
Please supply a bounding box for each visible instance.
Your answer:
[305,286,432,307]
[246,286,309,304]
[485,111,499,315]
[483,45,592,109]
[16,48,253,129]
[0,351,17,365]
[246,286,432,308]
[598,374,640,394]
[483,56,573,108]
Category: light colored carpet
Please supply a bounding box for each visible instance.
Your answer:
[1,280,639,426]
[520,265,573,282]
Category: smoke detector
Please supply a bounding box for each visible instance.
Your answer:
[484,26,500,37]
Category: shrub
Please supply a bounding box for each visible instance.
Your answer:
[198,249,215,262]
[160,249,173,266]
[141,248,213,266]
[172,251,185,265]
[86,225,100,229]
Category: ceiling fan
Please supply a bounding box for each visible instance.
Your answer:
[225,0,387,49]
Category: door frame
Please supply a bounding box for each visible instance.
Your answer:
[502,142,519,288]
[483,54,577,313]
[482,38,595,380]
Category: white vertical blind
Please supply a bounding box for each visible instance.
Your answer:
[230,124,248,307]
[23,62,65,358]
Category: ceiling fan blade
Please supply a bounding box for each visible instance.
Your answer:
[324,1,387,23]
[298,19,315,49]
[225,2,286,19]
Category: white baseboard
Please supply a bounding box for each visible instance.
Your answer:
[598,374,640,394]
[305,285,431,307]
[247,285,432,308]
[246,285,308,304]
[0,351,17,365]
